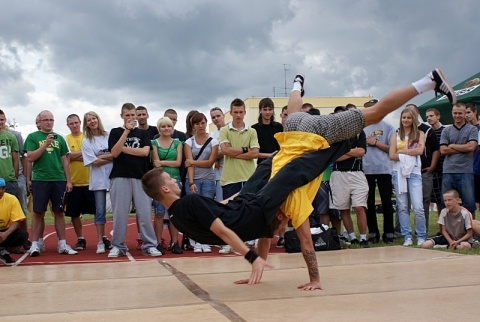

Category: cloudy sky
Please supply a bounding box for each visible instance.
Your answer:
[1,0,479,136]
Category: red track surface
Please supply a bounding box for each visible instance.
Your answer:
[11,218,284,266]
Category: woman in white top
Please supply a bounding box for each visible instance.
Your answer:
[389,108,426,247]
[184,112,219,253]
[81,111,114,254]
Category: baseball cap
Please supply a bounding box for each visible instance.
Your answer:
[333,106,347,113]
[364,99,379,107]
[0,178,5,187]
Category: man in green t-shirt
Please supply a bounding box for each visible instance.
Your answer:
[0,110,19,197]
[24,110,77,256]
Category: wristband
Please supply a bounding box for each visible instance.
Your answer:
[189,182,195,186]
[242,147,248,153]
[244,250,258,264]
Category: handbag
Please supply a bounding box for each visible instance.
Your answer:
[284,225,340,253]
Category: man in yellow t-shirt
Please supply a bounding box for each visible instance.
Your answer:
[0,178,28,265]
[66,114,95,251]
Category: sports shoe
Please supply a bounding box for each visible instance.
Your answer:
[135,239,143,250]
[276,236,285,248]
[417,239,426,246]
[293,74,305,97]
[143,247,162,257]
[202,245,212,253]
[170,242,183,254]
[29,244,40,257]
[108,246,125,258]
[350,238,359,245]
[75,238,86,250]
[156,243,165,255]
[431,68,457,104]
[245,240,255,248]
[58,244,78,255]
[103,237,112,249]
[219,245,233,254]
[339,236,351,247]
[96,242,106,254]
[433,244,448,249]
[0,250,15,266]
[367,234,380,244]
[403,238,413,247]
[472,239,480,248]
[194,243,203,253]
[23,239,32,250]
[360,240,370,248]
[182,236,193,250]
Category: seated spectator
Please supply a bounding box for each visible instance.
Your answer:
[422,189,473,250]
[0,178,28,265]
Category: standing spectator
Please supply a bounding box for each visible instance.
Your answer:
[81,111,113,254]
[185,112,219,253]
[0,178,28,265]
[329,106,369,247]
[389,109,427,246]
[218,98,259,253]
[209,107,226,201]
[24,110,77,256]
[252,98,283,164]
[65,114,95,251]
[163,108,190,250]
[440,102,478,218]
[425,108,446,214]
[0,110,19,197]
[107,103,161,258]
[133,106,159,250]
[406,104,440,232]
[465,103,480,212]
[150,117,183,255]
[362,99,396,244]
[280,106,288,127]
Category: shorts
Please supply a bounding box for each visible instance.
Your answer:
[428,235,472,247]
[65,186,96,217]
[312,181,341,221]
[31,181,66,213]
[330,171,368,209]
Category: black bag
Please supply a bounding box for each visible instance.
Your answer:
[284,225,340,253]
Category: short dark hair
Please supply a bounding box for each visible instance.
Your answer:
[66,114,80,122]
[190,112,207,126]
[346,103,356,109]
[164,109,177,115]
[258,97,275,124]
[142,168,165,201]
[230,98,245,110]
[302,103,313,110]
[0,109,5,116]
[426,108,440,116]
[443,189,459,198]
[121,103,136,113]
[136,105,148,112]
[466,103,477,113]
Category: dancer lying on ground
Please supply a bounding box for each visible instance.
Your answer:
[142,68,456,290]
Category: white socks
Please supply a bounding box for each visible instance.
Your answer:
[292,82,302,93]
[412,73,435,94]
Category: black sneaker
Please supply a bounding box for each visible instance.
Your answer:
[171,242,183,254]
[276,236,285,248]
[182,236,193,250]
[350,238,359,245]
[156,243,165,255]
[293,74,305,97]
[23,240,32,250]
[0,252,15,266]
[431,68,456,104]
[75,238,86,250]
[367,235,380,244]
[103,237,112,249]
[360,240,370,248]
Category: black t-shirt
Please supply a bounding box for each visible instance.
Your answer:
[251,122,283,164]
[108,127,151,179]
[168,194,270,245]
[333,131,366,171]
[144,125,159,140]
[418,123,439,169]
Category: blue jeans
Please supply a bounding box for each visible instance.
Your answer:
[442,173,476,215]
[93,190,107,225]
[186,179,216,199]
[392,171,426,241]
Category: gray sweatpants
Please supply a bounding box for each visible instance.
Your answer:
[110,177,156,252]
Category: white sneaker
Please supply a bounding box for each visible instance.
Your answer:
[96,242,106,254]
[433,244,448,249]
[29,244,40,257]
[58,244,78,255]
[202,245,212,253]
[108,246,124,258]
[403,238,413,247]
[38,243,46,253]
[245,240,255,247]
[417,239,426,246]
[219,245,233,254]
[194,243,203,253]
[142,247,162,257]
